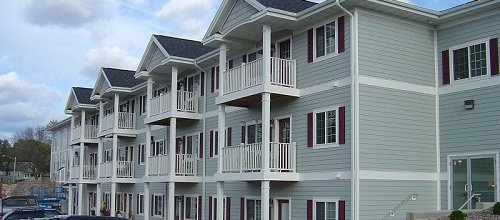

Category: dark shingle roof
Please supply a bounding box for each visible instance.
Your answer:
[102,68,144,88]
[257,0,317,13]
[73,87,97,105]
[154,35,215,59]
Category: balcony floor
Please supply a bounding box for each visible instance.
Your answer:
[216,85,300,107]
[215,171,299,182]
[144,112,201,126]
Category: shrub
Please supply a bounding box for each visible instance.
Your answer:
[449,210,466,220]
[493,202,500,215]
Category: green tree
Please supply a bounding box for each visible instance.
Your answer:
[12,139,51,178]
[0,139,13,175]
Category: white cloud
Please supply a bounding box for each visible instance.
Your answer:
[80,46,140,78]
[22,0,119,28]
[0,72,65,139]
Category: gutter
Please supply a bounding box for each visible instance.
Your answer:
[193,60,207,220]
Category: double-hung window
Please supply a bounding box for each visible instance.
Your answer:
[138,143,145,164]
[184,196,198,220]
[452,42,488,81]
[246,199,261,220]
[314,108,337,147]
[151,140,166,156]
[152,194,164,217]
[314,21,337,59]
[315,200,337,220]
[136,194,144,214]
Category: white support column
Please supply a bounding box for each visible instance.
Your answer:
[168,182,175,220]
[111,182,117,216]
[169,118,177,176]
[171,66,178,113]
[114,93,120,130]
[261,93,271,173]
[99,101,104,132]
[144,183,150,220]
[96,183,102,216]
[77,183,84,215]
[145,124,151,176]
[97,138,103,179]
[217,105,226,173]
[112,134,118,179]
[216,182,224,220]
[81,109,86,139]
[219,43,227,96]
[147,77,153,118]
[262,24,272,85]
[261,181,270,220]
[68,186,74,215]
[70,116,75,141]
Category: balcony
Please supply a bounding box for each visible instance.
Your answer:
[82,165,97,180]
[145,90,200,125]
[71,125,98,144]
[99,161,134,179]
[147,154,197,176]
[216,57,299,106]
[70,166,80,179]
[217,142,298,181]
[99,112,136,137]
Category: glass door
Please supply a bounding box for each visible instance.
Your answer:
[277,199,290,220]
[452,156,496,209]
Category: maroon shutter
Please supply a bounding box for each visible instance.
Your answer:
[307,29,314,63]
[226,197,231,220]
[200,72,205,96]
[442,50,450,85]
[338,106,345,144]
[242,55,247,63]
[241,126,246,144]
[490,38,499,75]
[338,200,346,220]
[182,136,186,154]
[338,16,345,53]
[307,200,313,220]
[307,112,313,148]
[227,127,232,146]
[198,196,203,220]
[199,132,204,158]
[210,131,214,157]
[211,67,215,93]
[181,196,185,219]
[208,196,213,220]
[229,60,234,69]
[216,67,220,90]
[240,198,245,220]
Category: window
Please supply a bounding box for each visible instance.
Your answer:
[103,192,111,210]
[247,123,262,144]
[152,194,164,217]
[315,200,337,220]
[137,194,144,214]
[211,197,226,220]
[452,42,488,81]
[153,86,169,97]
[138,144,145,164]
[314,109,337,146]
[246,199,261,220]
[139,95,147,115]
[104,108,114,116]
[212,130,219,157]
[212,66,220,92]
[118,146,133,162]
[119,100,135,113]
[184,196,198,220]
[151,140,165,156]
[104,149,112,162]
[314,20,337,59]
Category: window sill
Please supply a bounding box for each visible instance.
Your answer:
[451,74,490,85]
[313,143,339,149]
[313,52,339,63]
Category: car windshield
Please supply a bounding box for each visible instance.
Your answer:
[3,198,37,206]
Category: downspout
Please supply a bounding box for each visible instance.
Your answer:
[194,61,207,220]
[335,1,358,220]
[433,27,441,211]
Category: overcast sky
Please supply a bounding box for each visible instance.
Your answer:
[0,0,471,140]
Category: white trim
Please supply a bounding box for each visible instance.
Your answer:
[151,193,165,217]
[312,17,341,63]
[273,114,292,143]
[448,38,491,85]
[359,170,438,181]
[439,74,500,94]
[312,198,340,220]
[358,75,436,95]
[300,77,351,96]
[433,26,441,210]
[299,171,352,181]
[136,193,144,215]
[437,9,499,30]
[312,106,340,149]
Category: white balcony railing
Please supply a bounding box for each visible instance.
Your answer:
[82,165,97,180]
[175,154,196,176]
[72,126,81,141]
[149,91,198,117]
[147,154,196,176]
[223,57,296,95]
[101,112,135,131]
[84,125,98,139]
[148,154,169,176]
[221,142,296,173]
[70,166,80,179]
[99,162,112,178]
[116,161,134,178]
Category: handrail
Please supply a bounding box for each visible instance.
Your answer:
[381,193,419,220]
[459,193,481,210]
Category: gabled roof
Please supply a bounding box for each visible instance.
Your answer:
[73,87,97,105]
[153,35,215,59]
[103,68,143,88]
[256,0,316,13]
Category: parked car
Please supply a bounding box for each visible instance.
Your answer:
[1,208,61,220]
[0,196,39,218]
[50,215,127,220]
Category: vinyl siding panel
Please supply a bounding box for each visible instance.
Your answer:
[147,47,166,70]
[359,180,437,220]
[358,10,435,86]
[221,0,258,34]
[359,85,436,172]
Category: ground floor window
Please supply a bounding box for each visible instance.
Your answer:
[315,200,337,220]
[246,199,261,220]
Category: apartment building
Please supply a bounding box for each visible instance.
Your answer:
[49,0,500,219]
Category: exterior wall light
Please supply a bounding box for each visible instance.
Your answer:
[464,99,474,110]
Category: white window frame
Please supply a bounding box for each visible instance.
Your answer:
[313,17,340,63]
[183,132,199,156]
[313,197,339,220]
[212,66,220,93]
[210,195,227,220]
[103,149,112,162]
[184,195,198,220]
[273,115,293,143]
[313,106,340,149]
[275,37,293,60]
[138,95,147,115]
[152,193,164,217]
[245,197,261,220]
[449,38,492,84]
[136,193,144,215]
[211,129,219,158]
[151,139,166,156]
[138,143,146,165]
[246,120,263,144]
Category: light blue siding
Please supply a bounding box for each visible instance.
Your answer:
[221,0,258,34]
